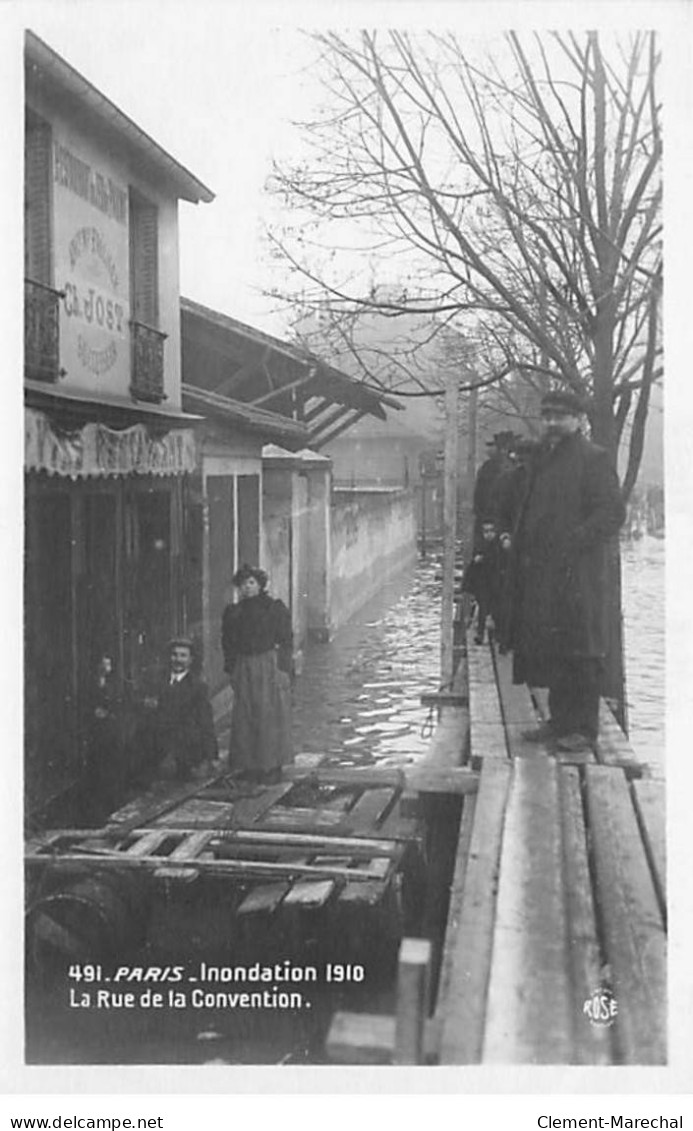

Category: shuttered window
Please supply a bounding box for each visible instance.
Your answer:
[25,110,52,284]
[128,188,159,327]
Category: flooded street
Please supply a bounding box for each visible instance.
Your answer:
[622,535,665,769]
[294,538,665,773]
[292,561,444,770]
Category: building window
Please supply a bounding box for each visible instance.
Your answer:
[25,109,52,285]
[129,188,159,326]
[25,110,63,382]
[129,187,166,402]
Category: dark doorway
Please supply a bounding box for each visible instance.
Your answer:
[25,482,76,813]
[207,475,235,693]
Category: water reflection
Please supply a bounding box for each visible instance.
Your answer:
[294,539,665,773]
[292,562,442,769]
[622,535,665,768]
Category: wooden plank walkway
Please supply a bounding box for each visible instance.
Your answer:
[435,628,666,1066]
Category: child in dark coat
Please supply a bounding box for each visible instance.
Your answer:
[462,520,504,644]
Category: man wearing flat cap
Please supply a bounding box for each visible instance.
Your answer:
[503,389,626,753]
[144,636,218,780]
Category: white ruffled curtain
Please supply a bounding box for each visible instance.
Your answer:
[25,408,197,479]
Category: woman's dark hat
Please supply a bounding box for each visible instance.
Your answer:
[540,389,585,415]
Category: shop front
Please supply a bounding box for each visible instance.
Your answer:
[24,407,198,822]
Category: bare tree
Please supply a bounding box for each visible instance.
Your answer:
[268,29,662,502]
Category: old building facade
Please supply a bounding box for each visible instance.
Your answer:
[24,32,213,818]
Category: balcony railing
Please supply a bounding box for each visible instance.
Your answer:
[24,278,64,383]
[130,319,168,404]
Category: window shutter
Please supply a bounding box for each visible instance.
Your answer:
[129,190,159,327]
[25,113,52,284]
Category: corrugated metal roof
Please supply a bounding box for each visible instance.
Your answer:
[25,30,214,205]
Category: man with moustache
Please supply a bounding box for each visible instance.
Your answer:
[503,390,626,753]
[145,637,218,780]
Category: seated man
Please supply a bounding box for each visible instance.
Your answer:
[146,637,218,781]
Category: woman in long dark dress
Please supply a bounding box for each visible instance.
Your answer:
[221,565,294,782]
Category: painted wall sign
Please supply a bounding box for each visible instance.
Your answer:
[53,130,131,397]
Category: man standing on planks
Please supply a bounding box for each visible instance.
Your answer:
[501,390,626,754]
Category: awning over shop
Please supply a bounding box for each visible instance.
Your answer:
[25,408,197,479]
[180,297,403,450]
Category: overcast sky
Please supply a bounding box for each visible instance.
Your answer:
[10,0,691,340]
[15,4,322,332]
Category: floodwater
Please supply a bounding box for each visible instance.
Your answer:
[294,537,665,773]
[292,561,443,772]
[622,535,665,769]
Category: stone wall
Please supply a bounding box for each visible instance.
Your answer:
[330,487,417,630]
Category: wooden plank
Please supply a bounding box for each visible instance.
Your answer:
[236,882,291,916]
[344,788,397,833]
[327,1013,439,1065]
[202,829,400,856]
[282,879,336,909]
[282,766,404,789]
[338,880,389,908]
[483,756,574,1064]
[170,831,215,861]
[327,1013,396,1064]
[585,764,667,1064]
[416,709,470,770]
[468,681,506,720]
[631,778,666,921]
[379,799,422,843]
[154,800,237,828]
[438,758,512,1064]
[434,792,477,1028]
[404,766,477,795]
[466,644,496,683]
[105,773,225,835]
[124,830,172,857]
[467,632,508,763]
[494,649,541,727]
[24,851,395,883]
[404,766,478,795]
[257,807,345,831]
[558,766,613,1066]
[229,781,295,826]
[394,938,432,1065]
[25,830,75,854]
[151,865,199,882]
[361,856,392,879]
[596,702,648,775]
[28,826,402,859]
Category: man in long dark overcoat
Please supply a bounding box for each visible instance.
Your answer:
[503,390,626,753]
[472,432,516,550]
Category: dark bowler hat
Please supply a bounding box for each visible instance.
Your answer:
[485,430,517,450]
[540,389,585,416]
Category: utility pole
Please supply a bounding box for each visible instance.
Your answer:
[440,368,460,687]
[457,379,478,553]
